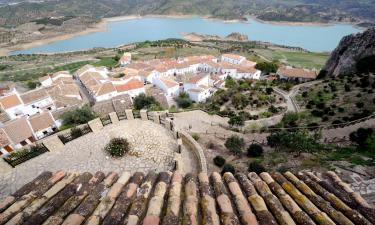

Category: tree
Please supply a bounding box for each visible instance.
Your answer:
[61,105,96,126]
[225,77,237,88]
[225,135,245,155]
[213,155,226,167]
[232,93,249,109]
[133,94,161,110]
[255,61,279,74]
[228,115,245,127]
[104,138,130,157]
[350,128,374,149]
[175,92,193,108]
[247,143,264,157]
[267,130,322,155]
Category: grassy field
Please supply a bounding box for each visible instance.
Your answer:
[253,48,329,69]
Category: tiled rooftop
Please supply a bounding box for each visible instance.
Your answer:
[0,170,373,225]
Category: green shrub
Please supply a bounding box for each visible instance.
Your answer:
[105,138,130,157]
[228,115,245,126]
[70,127,83,139]
[133,94,161,110]
[248,162,266,173]
[192,133,200,141]
[213,156,226,167]
[247,143,264,157]
[176,92,193,108]
[61,105,96,126]
[225,135,245,155]
[221,163,235,174]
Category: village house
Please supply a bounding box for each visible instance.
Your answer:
[221,53,246,64]
[0,117,35,155]
[184,74,213,102]
[277,66,318,82]
[119,53,132,66]
[186,87,211,103]
[77,66,146,102]
[28,112,58,139]
[152,77,180,97]
[0,92,24,119]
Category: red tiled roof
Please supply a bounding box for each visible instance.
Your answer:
[277,67,318,79]
[0,94,22,110]
[115,79,144,92]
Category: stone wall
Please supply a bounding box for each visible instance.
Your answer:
[177,130,208,173]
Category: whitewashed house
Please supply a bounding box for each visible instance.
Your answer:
[0,93,25,119]
[28,112,57,139]
[114,78,146,98]
[119,53,132,66]
[153,77,180,97]
[221,54,246,65]
[187,87,211,103]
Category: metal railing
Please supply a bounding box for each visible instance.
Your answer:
[58,125,92,144]
[3,144,49,167]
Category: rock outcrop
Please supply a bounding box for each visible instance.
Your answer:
[225,32,249,41]
[321,28,375,77]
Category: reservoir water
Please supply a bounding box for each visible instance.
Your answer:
[12,17,361,54]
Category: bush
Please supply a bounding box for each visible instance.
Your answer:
[133,94,161,110]
[221,163,235,175]
[248,162,266,173]
[70,127,83,139]
[247,144,264,157]
[356,102,364,108]
[175,92,193,108]
[61,105,96,126]
[104,138,130,157]
[213,156,226,167]
[255,61,279,74]
[350,128,374,149]
[228,115,245,127]
[225,135,245,155]
[192,133,200,141]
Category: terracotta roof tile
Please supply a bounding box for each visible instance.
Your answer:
[20,89,49,104]
[0,94,22,110]
[28,112,56,133]
[0,171,372,225]
[3,117,34,144]
[158,77,179,88]
[115,79,144,92]
[277,67,318,79]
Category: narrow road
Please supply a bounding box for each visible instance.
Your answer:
[273,87,299,112]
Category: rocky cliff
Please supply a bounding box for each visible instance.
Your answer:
[321,28,375,77]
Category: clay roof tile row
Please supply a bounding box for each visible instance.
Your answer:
[0,170,372,225]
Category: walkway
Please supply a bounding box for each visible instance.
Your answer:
[0,120,177,198]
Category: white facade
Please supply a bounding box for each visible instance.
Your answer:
[187,88,211,103]
[94,90,118,102]
[221,55,246,65]
[152,78,180,97]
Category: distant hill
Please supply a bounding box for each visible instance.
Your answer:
[0,0,374,27]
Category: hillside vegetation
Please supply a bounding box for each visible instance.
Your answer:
[0,0,374,27]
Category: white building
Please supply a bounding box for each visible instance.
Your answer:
[119,53,132,66]
[28,112,57,139]
[152,77,180,97]
[187,87,211,103]
[221,54,246,65]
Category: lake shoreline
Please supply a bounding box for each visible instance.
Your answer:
[0,14,361,56]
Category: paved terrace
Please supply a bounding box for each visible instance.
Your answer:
[0,120,177,198]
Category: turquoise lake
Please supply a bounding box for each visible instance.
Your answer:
[12,17,362,54]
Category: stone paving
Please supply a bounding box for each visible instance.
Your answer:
[0,120,177,198]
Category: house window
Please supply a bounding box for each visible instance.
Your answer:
[47,107,52,110]
[32,105,35,108]
[20,140,28,146]
[43,131,48,135]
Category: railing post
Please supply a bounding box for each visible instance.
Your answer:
[125,109,134,120]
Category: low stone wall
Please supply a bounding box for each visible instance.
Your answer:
[176,130,208,173]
